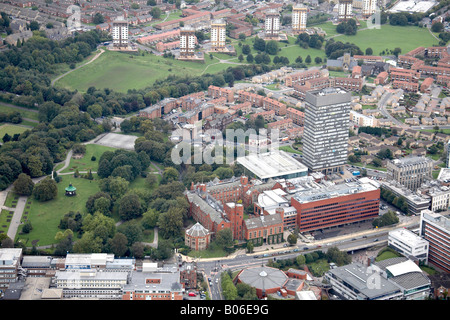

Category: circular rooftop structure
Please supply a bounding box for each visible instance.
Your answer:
[237,266,288,297]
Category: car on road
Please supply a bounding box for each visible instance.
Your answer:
[373,238,379,242]
[253,255,259,258]
[188,292,197,297]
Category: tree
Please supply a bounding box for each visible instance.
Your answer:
[33,177,57,202]
[432,22,444,33]
[287,233,297,245]
[29,21,40,31]
[158,207,184,239]
[119,193,142,221]
[365,47,373,55]
[265,40,278,55]
[238,54,244,62]
[151,7,161,19]
[314,56,322,64]
[242,44,251,55]
[162,167,179,184]
[296,254,306,267]
[22,220,32,233]
[93,13,105,24]
[246,53,253,63]
[109,232,128,257]
[13,173,34,196]
[215,228,234,249]
[305,55,311,64]
[253,37,266,52]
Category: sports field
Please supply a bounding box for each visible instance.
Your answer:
[54,50,237,92]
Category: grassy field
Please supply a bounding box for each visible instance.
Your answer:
[0,124,30,137]
[333,25,439,56]
[0,103,39,121]
[60,144,118,174]
[0,209,14,236]
[55,49,235,92]
[16,177,101,247]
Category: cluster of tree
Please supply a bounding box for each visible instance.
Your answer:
[388,12,424,26]
[0,11,11,35]
[336,19,357,36]
[324,39,363,60]
[97,149,150,183]
[306,12,329,27]
[358,126,391,137]
[295,33,324,50]
[380,187,408,213]
[0,110,22,124]
[272,56,290,65]
[0,101,105,190]
[372,210,399,228]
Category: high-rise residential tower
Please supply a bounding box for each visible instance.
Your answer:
[210,19,226,51]
[265,9,280,39]
[292,4,308,34]
[338,0,353,21]
[362,0,377,19]
[179,27,196,57]
[302,87,351,174]
[112,17,128,49]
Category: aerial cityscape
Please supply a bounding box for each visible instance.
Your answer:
[0,0,450,305]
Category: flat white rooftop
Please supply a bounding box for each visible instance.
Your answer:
[389,0,437,13]
[389,228,428,247]
[237,150,308,180]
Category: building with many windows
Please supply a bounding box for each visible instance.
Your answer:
[388,228,429,263]
[292,4,308,34]
[0,248,23,293]
[420,210,450,273]
[362,0,377,19]
[302,88,351,174]
[291,179,380,232]
[264,9,280,39]
[386,156,433,191]
[210,19,226,51]
[112,17,128,49]
[338,0,353,21]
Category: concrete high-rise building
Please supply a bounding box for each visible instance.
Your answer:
[179,27,196,57]
[338,0,353,21]
[420,210,450,273]
[112,17,128,49]
[362,0,377,19]
[386,156,433,191]
[265,9,280,39]
[210,19,226,51]
[292,4,308,34]
[302,88,351,174]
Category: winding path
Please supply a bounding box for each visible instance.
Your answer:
[51,48,105,87]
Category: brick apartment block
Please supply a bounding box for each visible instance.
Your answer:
[208,85,235,103]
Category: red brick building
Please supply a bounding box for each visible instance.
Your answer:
[208,85,235,103]
[238,90,264,107]
[286,107,305,125]
[262,96,287,116]
[285,69,323,87]
[291,184,380,232]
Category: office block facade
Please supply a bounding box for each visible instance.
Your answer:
[302,88,351,174]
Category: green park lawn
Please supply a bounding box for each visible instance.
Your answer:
[0,124,30,137]
[55,49,235,93]
[0,209,14,236]
[334,25,439,56]
[60,144,118,174]
[0,103,39,121]
[16,177,101,247]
